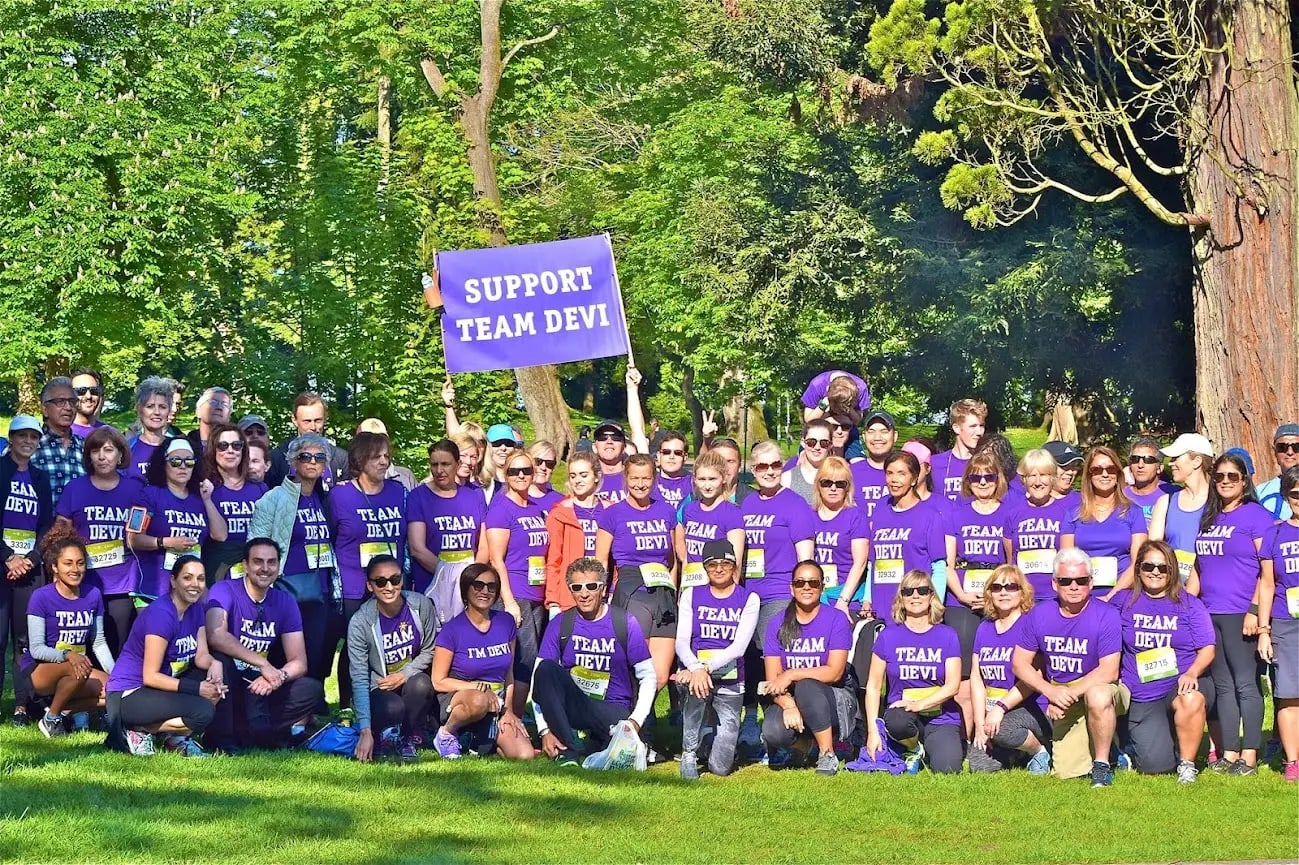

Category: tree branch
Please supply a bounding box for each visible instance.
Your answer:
[420,56,448,98]
[502,25,560,70]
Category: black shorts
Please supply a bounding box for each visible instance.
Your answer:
[435,691,499,754]
[622,587,677,640]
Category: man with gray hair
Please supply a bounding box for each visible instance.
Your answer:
[32,377,85,505]
[1013,547,1125,787]
[186,386,233,453]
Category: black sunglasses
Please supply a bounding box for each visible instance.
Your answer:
[1055,576,1091,587]
[900,585,932,597]
[791,578,823,589]
[988,582,1021,593]
[1138,562,1170,575]
[968,473,998,484]
[818,479,849,490]
[1275,442,1299,455]
[368,575,402,588]
[506,466,535,477]
[804,438,831,449]
[74,386,103,397]
[295,452,327,463]
[469,579,500,593]
[659,448,685,457]
[596,432,624,442]
[215,440,245,452]
[534,458,557,470]
[1128,454,1161,465]
[490,439,517,448]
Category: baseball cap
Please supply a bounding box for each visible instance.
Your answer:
[1161,433,1215,459]
[1274,423,1299,441]
[357,417,388,435]
[902,440,932,465]
[1044,441,1083,466]
[1224,447,1255,476]
[7,415,41,436]
[486,424,519,446]
[863,409,896,430]
[236,414,268,433]
[701,539,737,566]
[594,420,625,438]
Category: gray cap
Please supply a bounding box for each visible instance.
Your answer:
[236,414,269,433]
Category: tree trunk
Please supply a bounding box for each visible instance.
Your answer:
[517,364,575,456]
[682,363,704,454]
[17,369,40,415]
[1187,0,1299,464]
[377,74,392,201]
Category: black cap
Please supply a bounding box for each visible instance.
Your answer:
[863,409,896,430]
[1044,440,1083,466]
[594,420,625,438]
[701,539,737,566]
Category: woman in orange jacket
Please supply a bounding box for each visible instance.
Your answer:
[543,453,604,616]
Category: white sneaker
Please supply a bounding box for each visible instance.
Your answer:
[1176,759,1198,785]
[125,729,156,756]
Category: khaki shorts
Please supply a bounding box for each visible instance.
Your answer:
[1051,682,1130,779]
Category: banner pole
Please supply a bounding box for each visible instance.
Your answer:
[604,233,636,370]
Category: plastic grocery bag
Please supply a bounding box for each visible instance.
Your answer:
[581,720,648,771]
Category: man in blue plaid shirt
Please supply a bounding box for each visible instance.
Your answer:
[32,377,85,507]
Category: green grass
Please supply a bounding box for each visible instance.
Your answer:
[2,719,1296,864]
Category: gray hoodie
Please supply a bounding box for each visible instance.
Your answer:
[346,591,439,731]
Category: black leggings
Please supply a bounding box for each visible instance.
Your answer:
[119,685,217,734]
[761,680,842,749]
[883,707,965,774]
[4,573,43,710]
[1209,613,1263,751]
[102,594,136,658]
[297,598,333,687]
[370,673,434,736]
[334,598,365,708]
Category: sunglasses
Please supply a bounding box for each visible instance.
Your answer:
[988,582,1021,593]
[968,473,998,485]
[753,461,783,473]
[595,433,624,442]
[1286,489,1299,501]
[818,479,849,490]
[534,458,557,470]
[490,439,516,448]
[469,579,500,593]
[827,422,848,432]
[1089,465,1119,477]
[1213,471,1242,483]
[1055,576,1091,587]
[506,466,535,477]
[1275,442,1299,455]
[368,575,402,588]
[296,452,327,463]
[166,457,197,468]
[703,560,734,570]
[804,438,831,449]
[659,448,685,457]
[900,585,933,597]
[1128,454,1161,465]
[215,440,245,452]
[74,386,103,397]
[1138,562,1170,575]
[791,578,823,589]
[568,581,604,593]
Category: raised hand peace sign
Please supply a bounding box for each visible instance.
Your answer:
[702,409,718,438]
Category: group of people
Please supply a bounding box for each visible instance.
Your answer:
[2,368,1296,787]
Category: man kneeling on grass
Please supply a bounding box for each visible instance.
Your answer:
[530,558,657,766]
[204,537,325,752]
[1013,547,1126,787]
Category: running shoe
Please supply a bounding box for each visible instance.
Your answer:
[554,749,582,768]
[1205,756,1233,773]
[38,714,66,739]
[434,728,462,760]
[398,737,420,762]
[1176,759,1198,785]
[1090,760,1113,788]
[903,742,926,775]
[1026,748,1052,776]
[163,736,210,758]
[1263,738,1282,763]
[1284,760,1299,783]
[11,708,32,728]
[814,751,839,776]
[766,747,790,769]
[70,711,91,733]
[378,725,402,755]
[1114,748,1133,771]
[679,751,700,781]
[738,712,762,761]
[124,729,156,757]
[1227,759,1257,776]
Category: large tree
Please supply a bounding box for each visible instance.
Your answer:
[869,0,1298,461]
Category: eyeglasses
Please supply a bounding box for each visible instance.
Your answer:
[753,461,783,473]
[1286,489,1299,501]
[968,473,998,485]
[804,438,831,449]
[166,457,197,468]
[368,575,402,588]
[703,560,734,571]
[534,458,557,470]
[900,585,933,597]
[1089,465,1119,477]
[1129,455,1161,465]
[1055,576,1091,587]
[1213,471,1242,483]
[74,386,103,397]
[43,397,75,407]
[568,581,604,593]
[215,440,245,452]
[818,479,849,490]
[791,578,823,589]
[659,448,685,457]
[988,582,1021,593]
[506,466,535,477]
[490,439,516,448]
[296,452,327,463]
[1138,562,1170,575]
[595,433,624,442]
[469,579,500,593]
[1275,442,1299,455]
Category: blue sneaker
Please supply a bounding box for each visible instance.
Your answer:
[1090,760,1114,788]
[903,743,925,775]
[1027,748,1052,776]
[71,711,91,732]
[766,747,791,769]
[1114,748,1133,772]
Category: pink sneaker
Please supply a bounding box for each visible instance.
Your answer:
[1284,761,1299,783]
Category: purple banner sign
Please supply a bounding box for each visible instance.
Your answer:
[438,235,631,373]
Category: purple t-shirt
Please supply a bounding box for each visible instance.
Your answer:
[801,371,870,411]
[931,451,970,502]
[212,481,267,547]
[483,494,549,603]
[597,472,627,506]
[871,623,963,726]
[534,486,566,513]
[281,491,332,596]
[329,479,408,601]
[682,583,754,683]
[850,460,889,520]
[1261,522,1299,622]
[538,607,651,709]
[1016,599,1121,685]
[1064,503,1147,588]
[973,615,1046,712]
[436,609,518,685]
[741,488,817,602]
[763,603,852,675]
[21,584,103,671]
[655,474,692,510]
[1125,483,1180,529]
[206,579,303,679]
[572,501,603,554]
[1113,589,1213,702]
[1005,496,1074,601]
[408,484,487,593]
[598,498,678,581]
[56,474,144,595]
[71,419,107,439]
[107,594,205,691]
[1194,502,1273,614]
[133,484,210,599]
[815,506,868,601]
[126,437,161,479]
[868,499,945,612]
[378,603,420,675]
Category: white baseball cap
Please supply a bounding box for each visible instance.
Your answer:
[1161,433,1215,459]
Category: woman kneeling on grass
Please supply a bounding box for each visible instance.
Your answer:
[1259,465,1299,783]
[864,570,965,774]
[430,563,533,761]
[24,529,116,738]
[106,555,225,757]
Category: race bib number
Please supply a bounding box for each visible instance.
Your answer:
[903,685,941,716]
[306,542,334,570]
[983,685,1009,712]
[1090,556,1118,588]
[170,658,194,677]
[681,561,707,589]
[1174,549,1196,582]
[698,648,738,682]
[1135,646,1178,683]
[438,549,473,565]
[229,562,246,579]
[640,562,674,590]
[874,559,904,585]
[486,681,506,699]
[745,549,765,581]
[527,555,546,586]
[164,545,201,571]
[570,665,610,699]
[963,569,993,597]
[821,564,839,588]
[55,639,87,656]
[1287,586,1299,619]
[1017,549,1054,575]
[3,528,35,556]
[86,539,125,570]
[359,542,392,568]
